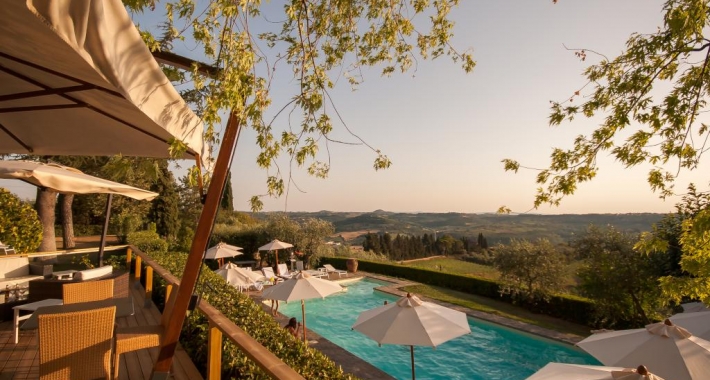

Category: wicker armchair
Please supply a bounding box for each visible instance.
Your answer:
[113,285,179,378]
[62,279,114,304]
[38,306,116,380]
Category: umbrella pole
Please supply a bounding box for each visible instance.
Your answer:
[98,193,113,267]
[410,346,415,380]
[301,299,307,344]
[275,249,279,267]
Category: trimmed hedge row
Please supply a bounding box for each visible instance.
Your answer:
[322,257,596,326]
[148,251,356,380]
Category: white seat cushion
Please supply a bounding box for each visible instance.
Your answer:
[73,266,113,281]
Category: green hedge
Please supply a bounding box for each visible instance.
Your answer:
[127,230,168,255]
[147,251,356,380]
[321,257,597,326]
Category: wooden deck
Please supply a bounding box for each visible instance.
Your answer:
[0,279,203,380]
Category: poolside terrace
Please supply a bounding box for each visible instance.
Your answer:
[0,276,201,380]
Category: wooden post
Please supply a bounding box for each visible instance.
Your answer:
[134,256,142,280]
[152,111,241,377]
[145,266,154,302]
[165,284,173,305]
[126,248,132,270]
[207,322,223,380]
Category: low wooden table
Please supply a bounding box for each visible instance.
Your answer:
[13,298,63,343]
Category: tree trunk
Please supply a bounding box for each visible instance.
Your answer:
[59,194,75,249]
[35,188,58,252]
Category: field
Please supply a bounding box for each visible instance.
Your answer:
[401,257,581,293]
[401,257,500,280]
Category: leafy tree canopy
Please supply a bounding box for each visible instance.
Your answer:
[124,0,474,210]
[492,238,566,301]
[503,0,710,305]
[505,0,710,206]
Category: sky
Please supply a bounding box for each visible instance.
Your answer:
[3,0,706,215]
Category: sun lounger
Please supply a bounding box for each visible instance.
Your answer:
[261,267,283,283]
[277,263,294,279]
[0,241,16,255]
[319,264,347,278]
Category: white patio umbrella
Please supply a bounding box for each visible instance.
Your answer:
[0,160,158,260]
[204,242,243,267]
[681,302,710,313]
[1,0,205,160]
[261,272,343,343]
[577,319,710,380]
[352,293,471,380]
[0,161,158,200]
[258,239,293,267]
[527,363,664,380]
[669,311,710,340]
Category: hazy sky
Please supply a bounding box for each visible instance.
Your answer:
[230,0,704,214]
[4,1,705,214]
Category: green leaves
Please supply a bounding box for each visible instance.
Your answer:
[507,0,710,214]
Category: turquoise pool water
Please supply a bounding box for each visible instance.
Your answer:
[278,278,599,380]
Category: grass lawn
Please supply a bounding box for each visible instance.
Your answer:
[402,257,500,280]
[400,283,592,337]
[402,257,582,295]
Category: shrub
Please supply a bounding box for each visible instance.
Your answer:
[0,188,42,253]
[147,251,356,379]
[127,230,168,255]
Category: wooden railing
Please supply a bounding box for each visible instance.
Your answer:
[127,247,305,380]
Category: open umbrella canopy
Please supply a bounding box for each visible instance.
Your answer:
[681,302,710,313]
[0,160,158,200]
[258,239,294,251]
[204,242,243,260]
[261,272,343,344]
[352,293,470,380]
[527,363,664,380]
[577,320,710,380]
[0,0,204,159]
[352,293,471,347]
[260,271,342,302]
[669,311,710,340]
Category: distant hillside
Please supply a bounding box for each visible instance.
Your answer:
[249,211,666,245]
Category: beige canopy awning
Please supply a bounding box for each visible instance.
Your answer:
[0,0,205,159]
[0,160,158,200]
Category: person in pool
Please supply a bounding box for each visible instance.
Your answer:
[285,317,301,338]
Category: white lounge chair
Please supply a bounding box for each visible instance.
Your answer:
[277,263,294,279]
[0,241,16,255]
[320,264,347,278]
[261,267,283,283]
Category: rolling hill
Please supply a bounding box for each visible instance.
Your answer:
[250,211,666,245]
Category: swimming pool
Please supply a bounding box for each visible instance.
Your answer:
[278,278,599,380]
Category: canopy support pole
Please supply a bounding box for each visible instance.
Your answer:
[410,346,415,380]
[152,111,241,377]
[301,300,307,344]
[98,193,113,267]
